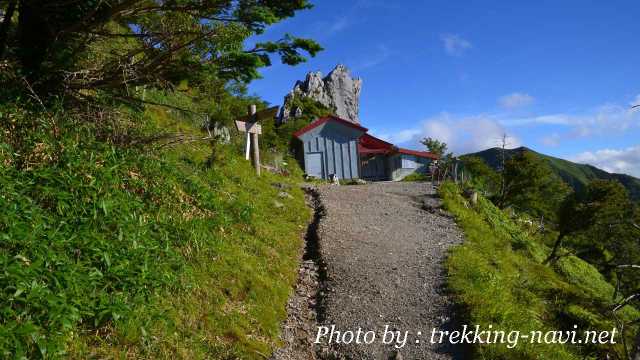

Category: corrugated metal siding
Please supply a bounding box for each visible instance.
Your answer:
[298,121,363,180]
[361,155,389,180]
[390,154,433,181]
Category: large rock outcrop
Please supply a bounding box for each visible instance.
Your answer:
[279,64,362,124]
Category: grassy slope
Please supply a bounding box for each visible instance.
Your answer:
[466,147,640,200]
[0,106,310,359]
[439,182,639,359]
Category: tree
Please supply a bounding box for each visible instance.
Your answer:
[421,137,447,157]
[498,133,510,200]
[261,97,333,154]
[461,156,500,194]
[0,0,16,58]
[545,180,637,270]
[544,192,590,264]
[499,150,570,221]
[0,0,322,102]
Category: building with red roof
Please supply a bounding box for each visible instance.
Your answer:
[293,116,438,181]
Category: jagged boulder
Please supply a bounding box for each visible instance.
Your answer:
[279,64,362,124]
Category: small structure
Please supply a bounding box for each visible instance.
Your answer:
[293,116,367,180]
[358,134,395,180]
[293,116,438,181]
[359,134,438,181]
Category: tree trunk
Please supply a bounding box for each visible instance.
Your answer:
[0,0,17,58]
[17,0,52,79]
[544,233,565,264]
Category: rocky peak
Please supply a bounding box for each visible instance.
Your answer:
[279,64,362,124]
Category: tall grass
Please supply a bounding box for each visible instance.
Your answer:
[0,105,310,358]
[439,182,639,359]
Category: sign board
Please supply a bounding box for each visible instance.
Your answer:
[234,106,279,123]
[235,120,262,135]
[235,104,264,176]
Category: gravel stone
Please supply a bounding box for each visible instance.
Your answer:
[316,182,466,359]
[272,182,469,360]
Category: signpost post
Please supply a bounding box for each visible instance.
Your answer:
[234,105,278,176]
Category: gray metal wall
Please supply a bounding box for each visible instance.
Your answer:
[390,154,432,181]
[361,155,390,181]
[298,122,362,180]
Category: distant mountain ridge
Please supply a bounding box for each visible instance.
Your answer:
[465,146,640,201]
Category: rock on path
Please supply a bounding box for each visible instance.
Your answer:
[316,182,465,359]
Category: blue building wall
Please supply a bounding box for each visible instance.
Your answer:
[390,154,433,181]
[297,121,364,180]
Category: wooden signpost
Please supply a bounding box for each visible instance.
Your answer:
[234,105,279,176]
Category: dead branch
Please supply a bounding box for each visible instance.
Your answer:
[114,95,200,115]
[154,133,214,150]
[614,294,640,312]
[618,265,640,270]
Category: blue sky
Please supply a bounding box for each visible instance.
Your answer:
[248,0,640,177]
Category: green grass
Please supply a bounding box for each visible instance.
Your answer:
[400,172,430,182]
[439,182,638,359]
[0,106,310,359]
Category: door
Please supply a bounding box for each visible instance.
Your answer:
[306,152,324,178]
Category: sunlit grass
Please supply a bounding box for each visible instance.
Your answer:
[1,105,310,359]
[440,182,638,359]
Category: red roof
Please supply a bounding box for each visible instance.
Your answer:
[293,116,368,138]
[358,133,395,155]
[397,148,439,160]
[292,116,438,160]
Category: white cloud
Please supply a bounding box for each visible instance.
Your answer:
[570,146,640,177]
[356,44,391,70]
[629,94,640,108]
[378,97,640,162]
[501,114,572,126]
[540,133,561,147]
[501,103,640,144]
[328,16,350,35]
[441,34,472,56]
[384,113,520,155]
[499,92,535,109]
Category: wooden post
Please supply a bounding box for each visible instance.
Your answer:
[471,191,478,206]
[235,105,275,176]
[249,105,260,176]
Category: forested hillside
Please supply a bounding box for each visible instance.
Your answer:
[466,147,640,201]
[447,145,640,359]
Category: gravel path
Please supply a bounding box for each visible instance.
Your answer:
[315,182,466,360]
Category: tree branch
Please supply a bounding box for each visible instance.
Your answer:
[617,265,640,270]
[154,133,215,150]
[88,30,204,38]
[113,95,201,115]
[613,293,640,312]
[59,0,143,36]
